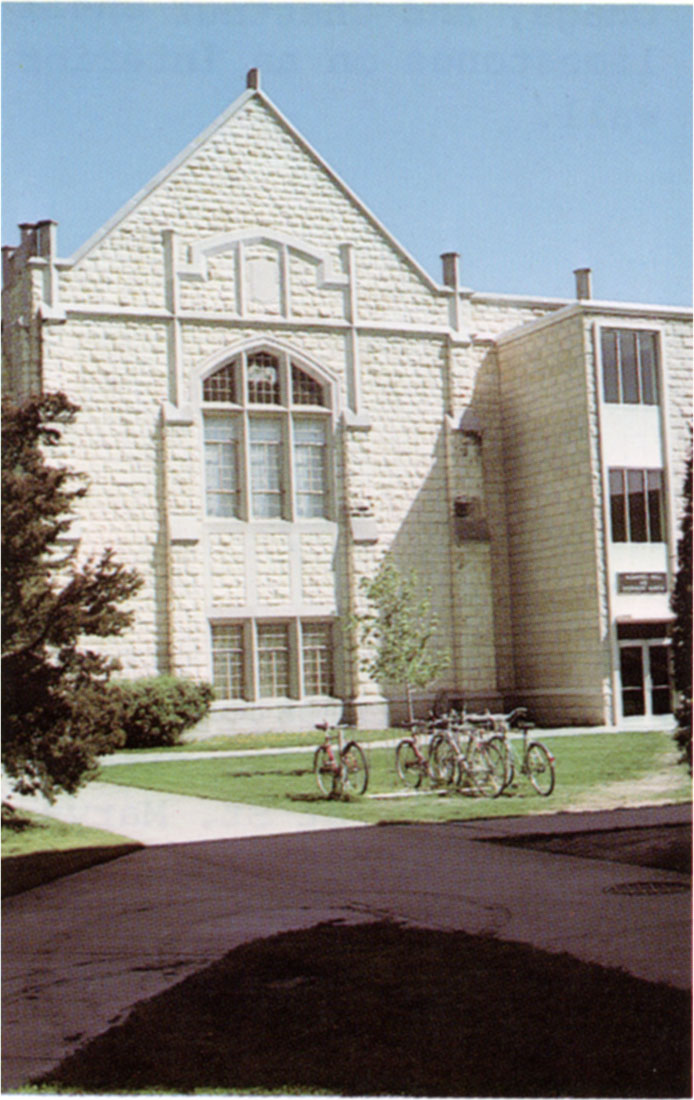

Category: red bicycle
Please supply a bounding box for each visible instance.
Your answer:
[313,722,369,798]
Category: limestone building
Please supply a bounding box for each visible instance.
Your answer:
[3,71,692,733]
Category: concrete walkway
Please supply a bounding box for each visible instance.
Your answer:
[2,795,690,1090]
[2,780,365,844]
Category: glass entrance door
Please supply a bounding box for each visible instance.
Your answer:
[619,641,673,718]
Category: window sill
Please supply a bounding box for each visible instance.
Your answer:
[210,695,339,710]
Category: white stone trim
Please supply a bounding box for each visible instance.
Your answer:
[497,301,693,346]
[169,518,201,543]
[178,227,349,292]
[191,334,343,419]
[55,85,444,298]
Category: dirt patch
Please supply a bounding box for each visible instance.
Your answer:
[36,920,690,1097]
[564,749,689,813]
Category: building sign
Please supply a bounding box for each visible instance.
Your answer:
[617,572,668,594]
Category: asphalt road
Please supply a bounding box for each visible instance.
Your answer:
[2,800,690,1090]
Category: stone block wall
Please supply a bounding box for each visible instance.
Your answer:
[3,78,691,731]
[497,312,609,724]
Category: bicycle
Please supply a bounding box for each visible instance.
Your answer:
[429,713,505,798]
[484,707,556,797]
[313,722,369,798]
[394,716,452,789]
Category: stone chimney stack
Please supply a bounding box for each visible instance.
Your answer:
[247,68,261,90]
[574,267,593,300]
[441,252,460,291]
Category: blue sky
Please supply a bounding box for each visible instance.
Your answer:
[2,3,692,305]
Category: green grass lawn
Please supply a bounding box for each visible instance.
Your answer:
[1,810,141,898]
[99,730,691,825]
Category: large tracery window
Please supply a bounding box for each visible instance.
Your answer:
[202,348,331,521]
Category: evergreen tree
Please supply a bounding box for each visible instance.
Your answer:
[353,561,449,722]
[2,393,143,799]
[671,443,692,771]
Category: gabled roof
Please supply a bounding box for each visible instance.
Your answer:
[62,80,443,294]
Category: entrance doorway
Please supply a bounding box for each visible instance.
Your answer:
[618,638,673,718]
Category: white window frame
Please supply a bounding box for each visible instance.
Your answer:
[600,327,660,407]
[200,344,335,524]
[210,617,336,702]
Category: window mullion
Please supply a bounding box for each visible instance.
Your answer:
[249,620,260,701]
[286,411,296,522]
[290,619,301,699]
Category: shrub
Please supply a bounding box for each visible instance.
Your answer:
[110,677,214,749]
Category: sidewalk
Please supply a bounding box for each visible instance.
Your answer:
[2,780,366,844]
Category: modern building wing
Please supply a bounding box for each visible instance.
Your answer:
[3,71,691,732]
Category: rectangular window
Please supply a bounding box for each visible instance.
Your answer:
[609,469,627,542]
[250,418,283,518]
[646,469,664,543]
[601,329,659,406]
[627,469,647,542]
[257,623,290,697]
[609,468,665,543]
[638,333,658,405]
[602,331,620,402]
[302,622,334,695]
[205,419,239,517]
[211,624,244,699]
[293,419,327,518]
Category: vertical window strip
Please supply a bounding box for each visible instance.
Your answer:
[601,331,620,403]
[619,332,640,404]
[250,417,283,518]
[638,333,658,405]
[646,469,664,542]
[302,622,334,695]
[205,419,239,517]
[257,623,290,697]
[293,419,327,518]
[627,469,647,541]
[211,624,244,699]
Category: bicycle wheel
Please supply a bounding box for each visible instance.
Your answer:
[395,739,423,789]
[430,736,458,786]
[526,742,555,797]
[467,741,505,798]
[313,745,335,797]
[477,738,507,797]
[342,741,368,795]
[486,735,513,791]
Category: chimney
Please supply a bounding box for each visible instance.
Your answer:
[2,246,14,287]
[246,68,261,91]
[18,223,35,252]
[574,267,592,300]
[36,219,57,261]
[441,252,460,291]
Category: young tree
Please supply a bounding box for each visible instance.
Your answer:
[671,443,692,771]
[353,561,450,722]
[2,392,143,800]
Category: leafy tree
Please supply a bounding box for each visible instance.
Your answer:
[2,392,143,800]
[353,561,450,722]
[671,443,692,771]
